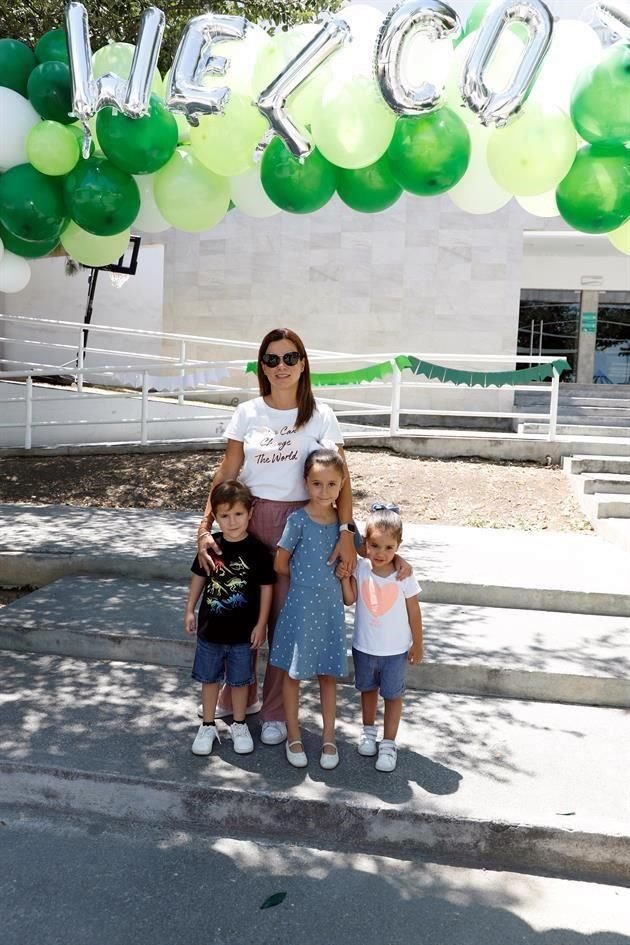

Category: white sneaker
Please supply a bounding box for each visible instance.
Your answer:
[375,739,398,772]
[191,724,220,756]
[197,698,262,720]
[260,721,287,745]
[231,721,254,754]
[358,726,378,757]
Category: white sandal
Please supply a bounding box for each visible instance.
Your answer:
[285,739,307,768]
[319,741,339,770]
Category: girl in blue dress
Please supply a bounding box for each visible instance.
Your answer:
[271,448,353,771]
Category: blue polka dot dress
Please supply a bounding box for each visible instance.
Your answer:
[270,508,347,680]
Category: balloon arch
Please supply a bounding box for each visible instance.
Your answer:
[0,0,628,293]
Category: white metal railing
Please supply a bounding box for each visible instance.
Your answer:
[0,313,568,451]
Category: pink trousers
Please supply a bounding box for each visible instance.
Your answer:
[216,497,306,722]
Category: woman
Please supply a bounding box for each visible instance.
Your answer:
[196,328,358,746]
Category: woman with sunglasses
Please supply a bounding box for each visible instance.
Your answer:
[196,328,357,748]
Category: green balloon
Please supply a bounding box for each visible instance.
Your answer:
[64,156,140,236]
[570,43,630,147]
[0,39,36,96]
[0,164,67,242]
[260,138,336,214]
[27,121,80,176]
[96,93,178,175]
[556,145,630,234]
[35,28,68,65]
[0,223,59,258]
[27,61,74,124]
[458,0,528,45]
[336,154,402,213]
[68,123,95,158]
[387,109,471,196]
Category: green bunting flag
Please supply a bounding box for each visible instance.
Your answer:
[244,357,571,388]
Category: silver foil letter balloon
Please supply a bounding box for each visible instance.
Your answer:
[64,2,165,122]
[256,16,351,160]
[165,14,247,126]
[461,0,554,127]
[375,0,461,116]
[595,0,630,39]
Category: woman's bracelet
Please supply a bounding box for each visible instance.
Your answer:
[198,529,211,542]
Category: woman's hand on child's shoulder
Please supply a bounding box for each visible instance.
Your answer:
[394,554,413,581]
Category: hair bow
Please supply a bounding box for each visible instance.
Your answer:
[370,502,400,514]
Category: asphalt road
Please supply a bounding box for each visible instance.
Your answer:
[2,806,630,945]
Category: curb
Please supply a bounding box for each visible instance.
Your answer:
[3,761,629,886]
[2,554,629,618]
[1,626,628,709]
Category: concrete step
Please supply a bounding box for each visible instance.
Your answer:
[1,576,629,707]
[591,493,630,519]
[3,504,630,617]
[520,422,630,438]
[2,649,629,883]
[4,810,630,945]
[564,454,630,475]
[573,473,630,496]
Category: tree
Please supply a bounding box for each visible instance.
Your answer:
[2,1,343,72]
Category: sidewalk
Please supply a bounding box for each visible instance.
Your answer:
[2,649,629,884]
[1,502,630,888]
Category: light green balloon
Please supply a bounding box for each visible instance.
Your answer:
[487,102,577,197]
[189,93,267,177]
[60,221,130,267]
[153,147,230,232]
[608,219,630,256]
[311,76,396,170]
[92,43,163,98]
[27,120,80,175]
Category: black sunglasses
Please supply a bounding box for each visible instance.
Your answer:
[261,351,302,368]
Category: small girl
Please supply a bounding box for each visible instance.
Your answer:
[270,448,352,771]
[341,503,423,773]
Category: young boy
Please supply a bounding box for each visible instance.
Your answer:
[185,480,275,757]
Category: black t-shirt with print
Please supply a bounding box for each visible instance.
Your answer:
[191,532,276,645]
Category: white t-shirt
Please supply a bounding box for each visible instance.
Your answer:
[224,397,343,501]
[352,557,421,657]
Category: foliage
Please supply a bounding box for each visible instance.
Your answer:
[1,1,343,72]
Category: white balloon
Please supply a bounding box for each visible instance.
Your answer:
[401,31,454,92]
[132,175,171,233]
[530,20,602,113]
[341,3,385,77]
[448,121,512,214]
[0,88,40,171]
[0,251,32,293]
[229,167,281,218]
[516,190,560,217]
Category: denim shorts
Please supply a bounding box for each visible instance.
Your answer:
[191,639,254,688]
[352,648,407,700]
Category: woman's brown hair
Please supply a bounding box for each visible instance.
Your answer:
[257,328,316,428]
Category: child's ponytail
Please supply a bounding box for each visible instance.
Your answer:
[365,502,403,543]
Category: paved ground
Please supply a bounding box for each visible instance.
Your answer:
[3,808,630,945]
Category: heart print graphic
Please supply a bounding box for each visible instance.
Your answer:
[361,579,398,618]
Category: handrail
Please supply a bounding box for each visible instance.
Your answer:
[0,312,575,450]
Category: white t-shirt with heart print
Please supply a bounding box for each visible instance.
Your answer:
[352,557,421,657]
